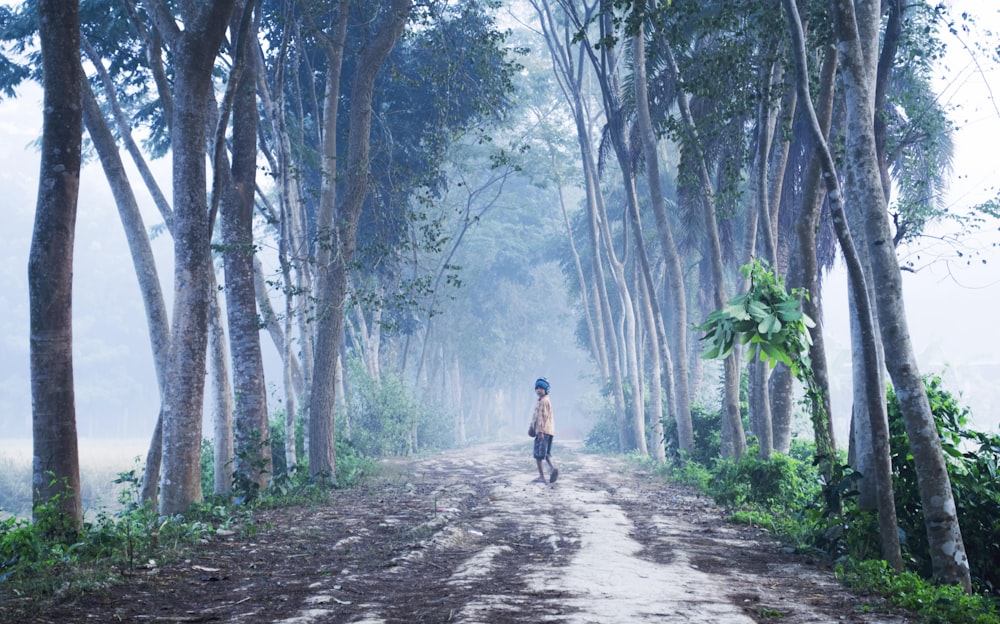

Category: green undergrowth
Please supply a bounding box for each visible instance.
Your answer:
[0,435,378,617]
[839,560,999,624]
[627,375,1000,624]
[641,445,1000,624]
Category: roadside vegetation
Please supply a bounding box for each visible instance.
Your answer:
[592,374,1000,623]
[0,359,450,613]
[0,429,358,612]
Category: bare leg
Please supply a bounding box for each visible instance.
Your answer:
[536,459,546,480]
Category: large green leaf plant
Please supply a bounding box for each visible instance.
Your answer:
[698,258,815,377]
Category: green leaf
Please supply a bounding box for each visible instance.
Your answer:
[758,314,781,336]
[721,303,751,320]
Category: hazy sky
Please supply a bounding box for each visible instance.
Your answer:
[822,1,1000,436]
[0,0,998,449]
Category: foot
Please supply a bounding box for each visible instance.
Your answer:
[549,468,559,483]
[531,477,547,484]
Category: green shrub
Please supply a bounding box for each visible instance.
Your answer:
[706,447,819,509]
[661,458,713,490]
[663,402,721,464]
[584,411,622,453]
[887,375,1000,595]
[839,559,1000,624]
[342,361,423,458]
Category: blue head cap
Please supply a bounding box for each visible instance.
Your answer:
[534,377,550,393]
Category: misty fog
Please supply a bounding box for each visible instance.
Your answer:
[1,0,999,467]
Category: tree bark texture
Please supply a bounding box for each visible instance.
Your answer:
[831,0,971,591]
[208,288,235,496]
[222,6,271,495]
[148,0,238,515]
[633,22,693,457]
[308,0,412,479]
[29,0,84,533]
[784,0,902,570]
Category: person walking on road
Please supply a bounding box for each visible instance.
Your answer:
[530,378,559,484]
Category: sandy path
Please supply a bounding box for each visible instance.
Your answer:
[305,441,911,623]
[19,440,912,623]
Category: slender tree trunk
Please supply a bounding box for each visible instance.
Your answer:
[778,44,838,464]
[309,0,412,479]
[80,75,172,505]
[784,0,902,571]
[208,288,234,495]
[221,8,271,494]
[633,22,693,456]
[30,0,84,533]
[639,267,666,461]
[748,58,780,459]
[832,0,970,590]
[253,257,301,468]
[586,6,646,454]
[533,0,628,450]
[664,43,745,458]
[556,166,604,378]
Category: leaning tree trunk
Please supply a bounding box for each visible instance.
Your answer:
[832,0,971,591]
[783,0,902,571]
[29,0,84,534]
[80,75,172,507]
[308,0,413,480]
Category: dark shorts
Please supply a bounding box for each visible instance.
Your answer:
[533,434,553,460]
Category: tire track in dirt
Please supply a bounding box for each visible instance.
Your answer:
[293,441,911,624]
[18,441,912,623]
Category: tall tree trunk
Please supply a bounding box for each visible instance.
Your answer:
[253,257,302,468]
[832,0,970,591]
[30,0,84,533]
[583,4,646,454]
[80,73,171,506]
[532,0,628,450]
[146,0,237,515]
[747,58,780,459]
[308,0,412,480]
[663,43,745,459]
[633,21,694,456]
[764,73,799,450]
[208,288,234,495]
[638,267,667,461]
[221,5,271,495]
[788,44,838,462]
[314,2,349,296]
[556,164,605,378]
[259,25,314,437]
[783,0,902,571]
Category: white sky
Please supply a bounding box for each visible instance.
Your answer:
[822,0,1000,437]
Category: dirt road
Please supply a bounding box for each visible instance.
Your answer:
[25,441,912,623]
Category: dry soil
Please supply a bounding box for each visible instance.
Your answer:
[16,441,914,623]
